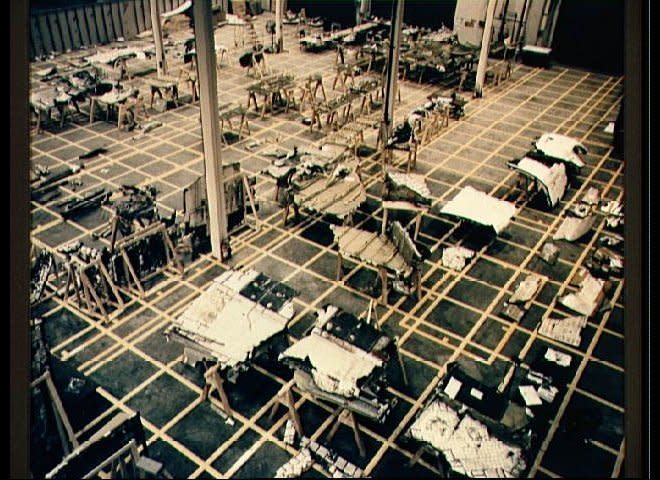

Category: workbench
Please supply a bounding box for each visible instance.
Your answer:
[246,73,297,119]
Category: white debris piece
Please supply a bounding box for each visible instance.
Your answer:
[539,242,560,264]
[168,269,292,368]
[470,388,484,400]
[559,270,605,317]
[600,200,623,216]
[408,401,526,478]
[569,203,591,218]
[511,158,567,207]
[544,348,572,367]
[509,274,543,304]
[553,215,596,241]
[534,133,587,168]
[581,187,600,205]
[440,186,517,234]
[518,385,543,407]
[537,385,558,403]
[538,315,588,347]
[444,376,462,399]
[283,419,296,445]
[604,122,615,134]
[279,332,383,398]
[442,246,476,271]
[386,169,432,200]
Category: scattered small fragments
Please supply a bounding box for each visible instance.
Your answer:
[275,448,314,478]
[586,247,623,278]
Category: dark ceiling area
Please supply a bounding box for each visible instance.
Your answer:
[551,0,624,76]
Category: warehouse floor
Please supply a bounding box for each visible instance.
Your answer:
[30,13,624,478]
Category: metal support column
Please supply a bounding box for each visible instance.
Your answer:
[193,0,228,259]
[474,0,498,97]
[275,0,283,52]
[380,0,405,147]
[357,0,370,24]
[150,0,167,76]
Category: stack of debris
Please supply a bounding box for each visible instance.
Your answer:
[300,437,364,478]
[275,448,314,478]
[406,400,527,478]
[279,305,397,423]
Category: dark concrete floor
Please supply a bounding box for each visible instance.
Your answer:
[29,12,624,479]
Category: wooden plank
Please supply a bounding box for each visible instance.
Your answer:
[120,1,138,40]
[66,9,82,49]
[85,6,100,45]
[76,8,91,46]
[135,0,146,33]
[93,5,108,44]
[47,13,64,53]
[141,0,151,30]
[37,15,54,54]
[30,16,45,58]
[57,11,73,52]
[102,3,116,42]
[111,2,124,39]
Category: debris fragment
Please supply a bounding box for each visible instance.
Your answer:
[508,157,567,207]
[586,247,623,277]
[559,268,606,317]
[518,385,543,407]
[539,242,560,264]
[538,314,588,347]
[441,246,475,271]
[440,186,517,234]
[544,347,572,367]
[509,274,543,304]
[553,214,596,241]
[581,187,600,205]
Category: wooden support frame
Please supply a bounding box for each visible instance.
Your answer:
[326,407,366,458]
[31,370,80,456]
[200,363,234,420]
[267,385,304,436]
[381,201,426,241]
[113,222,184,298]
[63,256,125,323]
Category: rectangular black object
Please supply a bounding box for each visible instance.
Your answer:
[521,45,552,68]
[239,273,296,312]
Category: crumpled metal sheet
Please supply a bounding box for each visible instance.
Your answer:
[440,186,516,234]
[510,157,567,207]
[538,314,587,347]
[559,269,606,317]
[534,133,587,168]
[385,169,432,205]
[331,225,413,277]
[295,169,366,220]
[441,246,475,271]
[509,274,543,304]
[553,214,596,241]
[539,242,560,264]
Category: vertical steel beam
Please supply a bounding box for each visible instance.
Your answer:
[380,0,405,145]
[150,0,167,76]
[193,0,228,258]
[474,0,498,97]
[275,0,283,52]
